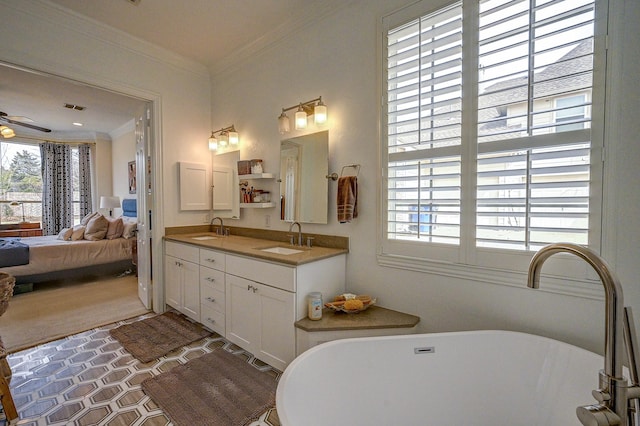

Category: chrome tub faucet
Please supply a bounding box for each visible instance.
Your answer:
[528,243,640,426]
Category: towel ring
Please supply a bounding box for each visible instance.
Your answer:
[326,164,361,181]
[340,164,360,177]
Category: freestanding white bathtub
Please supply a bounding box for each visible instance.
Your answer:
[276,330,604,426]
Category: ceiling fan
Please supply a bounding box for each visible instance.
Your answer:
[0,111,52,133]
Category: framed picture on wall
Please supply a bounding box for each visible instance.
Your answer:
[128,161,136,194]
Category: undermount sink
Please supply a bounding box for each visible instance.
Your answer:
[259,246,304,255]
[191,235,218,241]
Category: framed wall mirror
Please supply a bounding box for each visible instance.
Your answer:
[279,131,328,224]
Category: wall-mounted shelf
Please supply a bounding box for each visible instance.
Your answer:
[240,202,276,209]
[238,173,274,179]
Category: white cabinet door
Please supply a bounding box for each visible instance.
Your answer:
[181,260,200,321]
[212,166,234,210]
[164,242,200,322]
[225,273,295,371]
[226,275,259,350]
[179,161,210,210]
[164,255,182,309]
[255,282,296,371]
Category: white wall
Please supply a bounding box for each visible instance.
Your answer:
[110,120,136,217]
[211,0,640,355]
[0,0,213,287]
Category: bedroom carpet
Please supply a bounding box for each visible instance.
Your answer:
[110,311,212,362]
[0,273,149,353]
[141,348,278,426]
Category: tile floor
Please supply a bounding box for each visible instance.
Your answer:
[0,313,281,425]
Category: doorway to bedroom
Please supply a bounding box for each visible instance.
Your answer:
[0,63,155,338]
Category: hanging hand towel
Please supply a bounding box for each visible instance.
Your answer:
[337,176,358,223]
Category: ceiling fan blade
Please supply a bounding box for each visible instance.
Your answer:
[5,118,52,133]
[0,112,52,133]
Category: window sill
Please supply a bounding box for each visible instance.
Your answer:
[376,253,604,300]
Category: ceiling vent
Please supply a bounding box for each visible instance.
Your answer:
[64,103,86,111]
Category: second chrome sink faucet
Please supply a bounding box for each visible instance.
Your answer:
[288,221,302,246]
[210,216,227,236]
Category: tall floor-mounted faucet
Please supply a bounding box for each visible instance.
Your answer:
[527,243,640,426]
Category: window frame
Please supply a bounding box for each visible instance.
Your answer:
[378,0,608,298]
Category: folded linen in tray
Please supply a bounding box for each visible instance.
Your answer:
[0,239,29,267]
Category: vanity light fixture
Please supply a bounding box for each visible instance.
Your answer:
[208,125,239,151]
[278,96,327,134]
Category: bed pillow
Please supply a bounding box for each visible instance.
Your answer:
[84,214,109,241]
[105,217,124,240]
[71,225,86,241]
[122,217,137,239]
[57,227,73,241]
[80,211,99,226]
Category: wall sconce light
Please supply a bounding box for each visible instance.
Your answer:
[209,125,239,151]
[0,126,15,139]
[278,96,327,134]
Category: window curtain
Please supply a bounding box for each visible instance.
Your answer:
[40,142,73,235]
[77,144,92,218]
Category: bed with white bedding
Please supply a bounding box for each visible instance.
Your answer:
[0,198,138,285]
[0,235,133,283]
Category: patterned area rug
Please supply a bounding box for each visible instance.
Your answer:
[109,311,211,362]
[142,348,278,426]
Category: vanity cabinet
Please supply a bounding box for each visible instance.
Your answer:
[164,241,200,321]
[199,248,226,335]
[225,253,345,371]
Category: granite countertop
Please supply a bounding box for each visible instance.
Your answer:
[295,306,420,332]
[164,232,348,266]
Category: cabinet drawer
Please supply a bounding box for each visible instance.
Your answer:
[165,241,199,263]
[201,305,225,336]
[199,248,225,271]
[201,285,225,313]
[226,255,296,292]
[199,266,225,292]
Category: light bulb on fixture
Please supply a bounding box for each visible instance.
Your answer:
[228,130,239,145]
[278,111,290,134]
[208,132,218,151]
[295,104,307,130]
[218,132,229,147]
[314,98,327,125]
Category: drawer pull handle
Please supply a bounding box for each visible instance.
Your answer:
[206,277,215,282]
[206,297,215,302]
[207,318,215,323]
[206,258,215,263]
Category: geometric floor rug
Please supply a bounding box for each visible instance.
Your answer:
[142,348,278,426]
[109,311,211,363]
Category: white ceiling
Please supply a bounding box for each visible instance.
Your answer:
[1,0,344,137]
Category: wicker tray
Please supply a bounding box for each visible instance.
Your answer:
[325,298,376,314]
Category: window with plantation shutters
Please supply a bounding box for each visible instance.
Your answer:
[381,0,604,272]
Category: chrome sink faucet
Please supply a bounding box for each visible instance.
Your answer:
[288,221,302,246]
[210,216,225,236]
[528,243,640,426]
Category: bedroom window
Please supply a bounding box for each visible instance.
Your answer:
[380,0,604,273]
[0,142,42,224]
[0,141,87,225]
